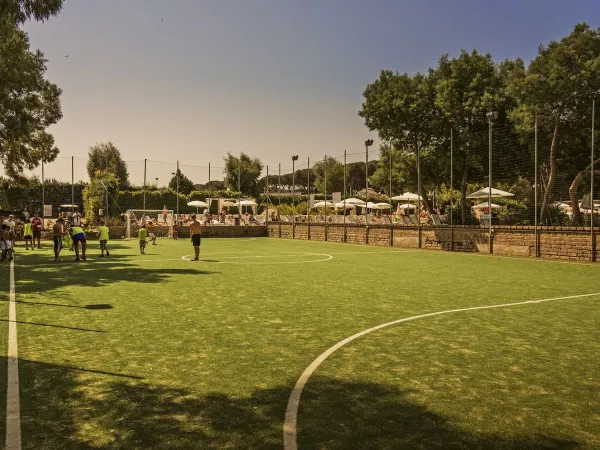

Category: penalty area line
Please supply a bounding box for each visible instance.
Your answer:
[283,291,600,450]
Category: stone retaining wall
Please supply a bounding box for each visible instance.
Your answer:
[267,223,600,262]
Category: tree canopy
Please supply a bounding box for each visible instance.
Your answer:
[168,169,195,195]
[223,153,263,198]
[87,142,130,187]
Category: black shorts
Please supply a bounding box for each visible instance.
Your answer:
[23,235,32,240]
[33,229,42,238]
[192,234,201,247]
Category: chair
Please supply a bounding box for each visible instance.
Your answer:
[430,214,442,225]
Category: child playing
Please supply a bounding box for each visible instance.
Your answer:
[147,221,157,245]
[172,222,179,240]
[23,219,33,250]
[97,221,110,257]
[1,224,14,261]
[138,224,148,254]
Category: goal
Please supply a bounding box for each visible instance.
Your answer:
[125,209,174,239]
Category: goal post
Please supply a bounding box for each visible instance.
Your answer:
[125,209,174,239]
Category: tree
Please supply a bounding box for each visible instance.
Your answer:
[359,70,443,213]
[506,23,600,224]
[168,169,194,195]
[311,156,344,195]
[87,142,129,187]
[82,171,119,225]
[0,0,64,24]
[223,153,263,197]
[0,21,62,179]
[434,50,513,223]
[370,143,416,196]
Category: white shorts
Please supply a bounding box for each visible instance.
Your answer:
[0,241,11,250]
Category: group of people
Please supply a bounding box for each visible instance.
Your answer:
[51,218,110,262]
[136,214,203,260]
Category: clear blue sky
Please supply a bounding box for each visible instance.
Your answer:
[23,0,600,182]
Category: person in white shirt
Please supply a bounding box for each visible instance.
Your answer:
[3,215,15,234]
[72,211,82,226]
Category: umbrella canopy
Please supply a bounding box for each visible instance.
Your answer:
[222,201,236,207]
[472,202,502,210]
[398,203,416,209]
[313,201,336,208]
[187,200,208,208]
[391,192,421,201]
[467,187,514,199]
[343,198,366,206]
[235,200,258,207]
[334,202,354,209]
[60,204,79,208]
[372,202,392,210]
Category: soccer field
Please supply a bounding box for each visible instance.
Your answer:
[1,237,600,449]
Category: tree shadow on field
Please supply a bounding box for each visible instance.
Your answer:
[7,358,581,450]
[14,254,216,295]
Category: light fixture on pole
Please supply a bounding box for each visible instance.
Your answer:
[291,155,299,207]
[486,111,498,254]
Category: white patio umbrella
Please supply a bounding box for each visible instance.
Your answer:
[366,201,377,209]
[472,202,502,210]
[372,202,392,210]
[235,200,257,206]
[391,192,422,201]
[187,200,208,213]
[60,204,79,208]
[334,202,354,209]
[343,197,366,206]
[467,187,514,199]
[313,201,336,208]
[222,201,236,207]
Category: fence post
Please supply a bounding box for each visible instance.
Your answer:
[343,150,347,243]
[365,140,373,244]
[592,99,596,262]
[307,158,311,240]
[534,114,539,257]
[389,143,393,246]
[450,129,454,251]
[176,161,180,220]
[238,159,242,237]
[143,158,147,212]
[208,162,212,238]
[278,163,281,238]
[71,156,74,215]
[417,144,422,248]
[324,155,328,242]
[41,160,45,220]
[266,165,269,233]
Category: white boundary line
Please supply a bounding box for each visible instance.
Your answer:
[180,252,334,265]
[6,259,21,450]
[283,291,600,450]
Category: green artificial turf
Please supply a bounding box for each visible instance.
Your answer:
[2,237,599,448]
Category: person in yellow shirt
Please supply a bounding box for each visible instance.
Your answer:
[97,221,110,257]
[138,224,148,255]
[23,219,33,250]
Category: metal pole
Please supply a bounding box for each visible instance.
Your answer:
[389,143,393,246]
[417,144,421,248]
[324,155,327,241]
[143,158,147,212]
[266,165,269,229]
[344,150,347,242]
[450,129,454,251]
[278,163,281,238]
[592,99,596,262]
[71,156,74,214]
[176,161,180,220]
[292,159,295,208]
[365,143,369,244]
[534,114,538,257]
[238,158,241,236]
[41,160,45,219]
[208,162,212,237]
[307,158,311,240]
[488,118,493,254]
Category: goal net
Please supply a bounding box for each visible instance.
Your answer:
[126,209,174,239]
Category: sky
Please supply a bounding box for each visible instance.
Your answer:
[22,0,600,183]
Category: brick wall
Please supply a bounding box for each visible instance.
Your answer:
[267,223,600,262]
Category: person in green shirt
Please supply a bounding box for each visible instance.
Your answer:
[23,219,33,250]
[97,221,110,257]
[68,225,87,262]
[138,224,148,255]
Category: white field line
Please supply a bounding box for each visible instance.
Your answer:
[283,291,600,450]
[6,259,21,450]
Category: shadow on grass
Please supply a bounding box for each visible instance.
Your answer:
[0,318,106,333]
[7,357,580,449]
[13,253,217,295]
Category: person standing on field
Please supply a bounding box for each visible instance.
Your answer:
[52,218,66,261]
[189,214,202,261]
[162,205,168,225]
[97,221,110,257]
[31,213,42,249]
[23,219,33,250]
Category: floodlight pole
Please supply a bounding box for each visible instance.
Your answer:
[365,139,373,244]
[343,150,347,242]
[143,158,147,212]
[591,99,596,262]
[71,156,74,214]
[176,161,180,220]
[450,129,454,251]
[487,111,498,254]
[534,114,538,257]
[307,157,311,240]
[41,160,45,220]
